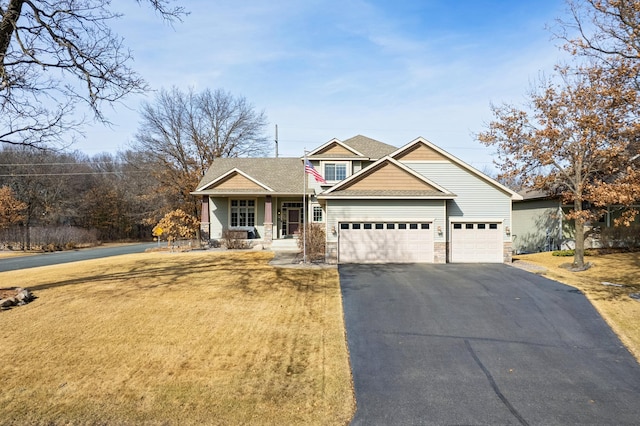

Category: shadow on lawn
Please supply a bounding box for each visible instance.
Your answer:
[26,252,333,295]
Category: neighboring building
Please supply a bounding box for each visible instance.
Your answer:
[192,135,523,263]
[512,190,563,254]
[512,190,640,253]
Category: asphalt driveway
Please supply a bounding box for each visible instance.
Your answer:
[340,263,640,425]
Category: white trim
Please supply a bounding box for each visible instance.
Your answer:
[449,218,504,223]
[322,156,454,195]
[228,197,258,228]
[311,203,324,223]
[321,160,351,183]
[310,156,370,161]
[197,168,274,192]
[335,217,436,223]
[306,138,365,157]
[390,137,523,201]
[319,195,456,200]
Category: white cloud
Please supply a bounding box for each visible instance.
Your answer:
[74,0,568,171]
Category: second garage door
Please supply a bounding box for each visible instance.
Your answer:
[450,222,503,263]
[339,222,434,263]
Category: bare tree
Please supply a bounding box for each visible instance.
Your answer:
[556,0,640,65]
[134,86,270,218]
[0,0,185,148]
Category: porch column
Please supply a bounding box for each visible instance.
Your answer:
[200,196,210,240]
[264,195,273,242]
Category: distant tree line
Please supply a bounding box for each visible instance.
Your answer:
[0,87,270,250]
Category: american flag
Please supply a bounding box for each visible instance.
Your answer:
[305,159,326,183]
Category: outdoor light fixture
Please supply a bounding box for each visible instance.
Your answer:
[331,226,336,235]
[437,225,443,235]
[505,226,511,235]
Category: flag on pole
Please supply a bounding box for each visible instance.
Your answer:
[305,160,326,183]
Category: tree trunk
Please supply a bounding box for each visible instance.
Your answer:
[573,200,585,268]
[0,0,24,87]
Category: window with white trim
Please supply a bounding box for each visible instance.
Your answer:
[230,199,255,227]
[324,162,347,181]
[312,205,323,222]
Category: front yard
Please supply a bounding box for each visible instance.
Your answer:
[0,251,354,425]
[516,251,640,361]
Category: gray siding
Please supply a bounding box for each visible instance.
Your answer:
[326,199,446,242]
[405,162,513,241]
[209,197,227,239]
[209,196,266,239]
[512,199,562,253]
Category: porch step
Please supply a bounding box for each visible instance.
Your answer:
[270,238,300,252]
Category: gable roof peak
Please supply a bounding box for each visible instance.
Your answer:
[323,155,453,196]
[391,137,523,200]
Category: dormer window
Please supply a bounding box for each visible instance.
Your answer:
[324,162,348,182]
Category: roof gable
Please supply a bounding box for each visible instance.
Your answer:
[392,137,523,201]
[315,141,360,156]
[322,156,454,198]
[194,158,305,194]
[393,141,450,162]
[307,138,364,157]
[341,161,439,192]
[198,168,273,192]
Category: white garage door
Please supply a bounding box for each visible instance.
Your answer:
[451,222,502,263]
[339,222,434,263]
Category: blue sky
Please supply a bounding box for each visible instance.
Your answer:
[81,0,569,170]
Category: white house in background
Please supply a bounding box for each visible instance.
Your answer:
[192,135,523,263]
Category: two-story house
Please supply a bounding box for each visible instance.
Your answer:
[192,135,522,263]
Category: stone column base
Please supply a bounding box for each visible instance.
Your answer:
[434,242,446,263]
[325,241,338,264]
[200,223,210,241]
[503,242,513,263]
[264,222,273,243]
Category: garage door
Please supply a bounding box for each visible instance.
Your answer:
[450,222,502,263]
[339,222,434,263]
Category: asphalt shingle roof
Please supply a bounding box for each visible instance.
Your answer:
[307,135,398,160]
[195,157,305,194]
[194,136,401,194]
[342,135,397,159]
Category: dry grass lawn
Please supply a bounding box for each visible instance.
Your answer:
[0,251,36,259]
[516,251,640,361]
[0,251,354,425]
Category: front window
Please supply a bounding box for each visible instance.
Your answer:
[324,163,347,181]
[312,205,323,222]
[230,199,255,227]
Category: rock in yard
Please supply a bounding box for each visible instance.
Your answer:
[0,287,36,309]
[0,297,17,308]
[15,288,33,304]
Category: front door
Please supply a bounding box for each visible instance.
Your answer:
[287,209,300,235]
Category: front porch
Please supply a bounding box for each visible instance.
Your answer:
[200,194,319,246]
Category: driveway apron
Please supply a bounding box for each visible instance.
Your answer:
[340,264,640,425]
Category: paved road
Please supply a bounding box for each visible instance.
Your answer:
[340,263,640,425]
[0,243,157,272]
